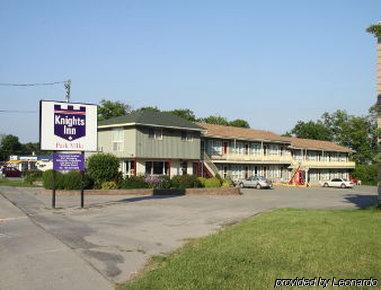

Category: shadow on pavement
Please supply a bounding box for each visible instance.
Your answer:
[343,194,378,209]
[115,193,184,204]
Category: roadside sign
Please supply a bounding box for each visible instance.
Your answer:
[40,100,97,151]
[53,153,84,171]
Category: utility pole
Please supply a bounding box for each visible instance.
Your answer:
[64,79,71,103]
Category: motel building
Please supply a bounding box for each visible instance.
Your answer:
[97,111,355,185]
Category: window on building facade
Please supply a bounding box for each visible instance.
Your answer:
[251,143,261,155]
[211,140,222,156]
[181,161,188,175]
[181,131,194,141]
[148,128,163,140]
[112,128,124,151]
[145,161,166,175]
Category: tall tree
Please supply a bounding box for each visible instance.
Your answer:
[229,119,250,128]
[134,106,160,113]
[98,99,131,121]
[167,109,196,122]
[201,115,230,126]
[287,108,377,165]
[0,135,23,161]
[290,120,332,141]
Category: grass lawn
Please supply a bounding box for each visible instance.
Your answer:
[121,208,381,290]
[0,178,36,187]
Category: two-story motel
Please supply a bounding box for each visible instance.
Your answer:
[97,111,355,184]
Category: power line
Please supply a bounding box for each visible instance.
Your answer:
[0,79,71,102]
[0,110,36,113]
[0,80,66,87]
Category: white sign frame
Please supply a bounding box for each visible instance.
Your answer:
[39,100,98,151]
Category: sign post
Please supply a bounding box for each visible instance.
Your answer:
[40,100,97,208]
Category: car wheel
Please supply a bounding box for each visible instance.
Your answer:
[323,183,328,187]
[340,183,346,189]
[256,184,261,190]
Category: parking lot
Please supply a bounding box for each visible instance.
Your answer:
[0,185,377,290]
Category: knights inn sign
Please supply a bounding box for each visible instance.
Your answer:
[40,100,97,208]
[39,100,97,151]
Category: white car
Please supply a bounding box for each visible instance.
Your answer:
[238,176,273,189]
[321,178,354,188]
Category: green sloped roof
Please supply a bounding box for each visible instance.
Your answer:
[98,111,202,130]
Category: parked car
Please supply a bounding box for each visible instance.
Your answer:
[321,178,354,188]
[1,167,22,178]
[238,176,273,189]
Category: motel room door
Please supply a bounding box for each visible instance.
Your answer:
[223,141,228,155]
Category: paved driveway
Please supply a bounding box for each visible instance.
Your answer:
[0,185,377,289]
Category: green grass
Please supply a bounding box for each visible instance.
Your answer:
[0,178,37,187]
[122,209,381,290]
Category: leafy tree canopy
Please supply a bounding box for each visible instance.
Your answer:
[134,106,160,113]
[290,120,332,141]
[201,115,230,126]
[0,134,23,161]
[166,109,197,122]
[367,23,381,38]
[98,99,131,121]
[286,107,378,165]
[229,119,250,128]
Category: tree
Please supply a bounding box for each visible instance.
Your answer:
[367,23,381,38]
[321,110,377,164]
[167,109,196,122]
[201,115,229,126]
[229,119,250,128]
[98,99,131,121]
[22,142,42,156]
[287,108,377,165]
[0,134,23,160]
[134,106,160,113]
[290,120,332,141]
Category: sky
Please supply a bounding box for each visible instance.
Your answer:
[0,0,380,142]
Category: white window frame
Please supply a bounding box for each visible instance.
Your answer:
[112,128,124,151]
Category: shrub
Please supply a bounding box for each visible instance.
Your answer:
[83,173,95,189]
[171,174,201,189]
[121,176,148,189]
[352,164,378,186]
[221,178,234,188]
[23,169,43,185]
[101,181,118,190]
[145,175,171,189]
[204,177,222,188]
[87,153,120,188]
[197,177,207,188]
[42,170,64,189]
[62,171,83,190]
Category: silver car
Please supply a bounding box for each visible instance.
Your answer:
[238,176,273,189]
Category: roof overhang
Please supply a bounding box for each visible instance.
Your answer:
[201,133,291,144]
[98,122,203,132]
[289,146,354,153]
